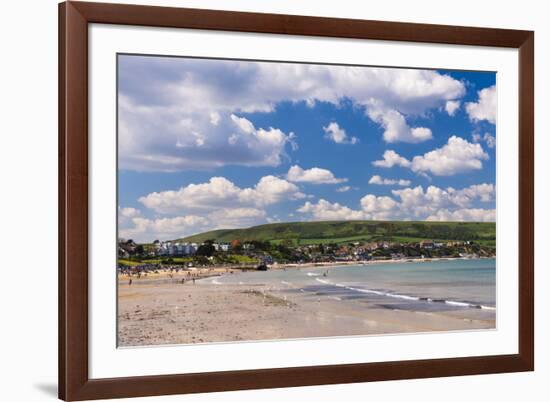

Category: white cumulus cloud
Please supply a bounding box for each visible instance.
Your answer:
[410,136,489,176]
[426,208,496,222]
[118,208,271,242]
[372,150,411,168]
[297,183,495,222]
[445,100,461,116]
[119,56,466,171]
[366,105,433,143]
[360,195,400,219]
[119,206,140,218]
[472,132,496,149]
[118,206,141,226]
[297,199,367,221]
[206,208,267,229]
[119,215,211,242]
[322,122,358,144]
[139,176,305,214]
[465,85,496,124]
[287,165,347,184]
[368,175,411,186]
[392,184,494,213]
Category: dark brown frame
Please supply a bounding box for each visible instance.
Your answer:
[59,1,534,400]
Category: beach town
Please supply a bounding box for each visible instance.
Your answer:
[118,236,496,273]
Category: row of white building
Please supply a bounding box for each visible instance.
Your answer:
[152,240,231,256]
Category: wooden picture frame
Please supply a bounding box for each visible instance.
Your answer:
[59,1,534,400]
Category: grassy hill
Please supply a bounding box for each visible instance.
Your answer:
[177,220,496,247]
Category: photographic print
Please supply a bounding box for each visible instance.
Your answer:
[116,54,497,347]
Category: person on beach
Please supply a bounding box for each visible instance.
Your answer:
[129,279,132,285]
[192,278,195,284]
[181,278,185,284]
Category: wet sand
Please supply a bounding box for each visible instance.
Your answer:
[118,272,495,347]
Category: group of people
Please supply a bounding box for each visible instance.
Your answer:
[125,268,199,286]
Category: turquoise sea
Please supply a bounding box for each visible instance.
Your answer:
[203,258,496,313]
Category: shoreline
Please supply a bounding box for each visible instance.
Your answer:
[119,256,496,279]
[268,256,495,270]
[117,256,495,284]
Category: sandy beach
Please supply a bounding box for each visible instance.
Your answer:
[118,265,495,347]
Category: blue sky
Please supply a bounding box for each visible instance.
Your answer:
[117,55,496,242]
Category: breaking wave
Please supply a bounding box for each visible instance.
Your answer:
[315,277,495,310]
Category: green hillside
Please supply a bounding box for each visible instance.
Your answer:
[177,220,496,247]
